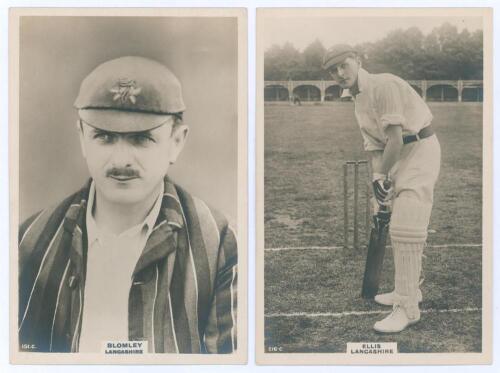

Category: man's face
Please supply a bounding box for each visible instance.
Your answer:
[78,117,188,206]
[327,56,361,89]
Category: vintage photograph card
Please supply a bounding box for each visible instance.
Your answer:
[9,7,247,364]
[256,7,492,365]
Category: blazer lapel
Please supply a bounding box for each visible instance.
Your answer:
[54,183,90,352]
[132,178,184,277]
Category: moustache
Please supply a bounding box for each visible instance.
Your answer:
[106,167,140,178]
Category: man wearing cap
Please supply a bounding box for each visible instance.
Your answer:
[323,46,440,332]
[18,56,237,353]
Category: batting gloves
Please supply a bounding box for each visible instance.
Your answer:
[372,173,393,206]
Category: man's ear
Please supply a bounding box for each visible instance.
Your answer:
[77,120,87,159]
[168,124,189,164]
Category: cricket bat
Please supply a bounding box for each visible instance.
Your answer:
[361,205,391,299]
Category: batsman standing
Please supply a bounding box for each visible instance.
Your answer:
[323,45,441,333]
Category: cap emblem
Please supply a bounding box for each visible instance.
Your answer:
[110,78,142,104]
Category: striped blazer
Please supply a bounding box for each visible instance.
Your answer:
[18,178,237,353]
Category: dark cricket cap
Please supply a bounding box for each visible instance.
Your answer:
[322,44,358,71]
[74,56,186,132]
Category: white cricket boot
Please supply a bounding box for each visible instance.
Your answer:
[373,298,421,333]
[374,289,422,306]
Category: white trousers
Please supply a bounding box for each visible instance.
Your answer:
[388,134,441,315]
[390,134,441,204]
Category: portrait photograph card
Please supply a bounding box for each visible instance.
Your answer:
[256,7,492,365]
[9,7,247,365]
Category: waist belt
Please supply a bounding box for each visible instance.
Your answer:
[403,125,435,145]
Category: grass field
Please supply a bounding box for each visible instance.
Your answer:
[264,102,483,353]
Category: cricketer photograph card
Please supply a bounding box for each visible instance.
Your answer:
[256,7,492,365]
[9,7,247,364]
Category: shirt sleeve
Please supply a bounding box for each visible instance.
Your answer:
[203,225,237,353]
[360,128,385,151]
[375,80,406,132]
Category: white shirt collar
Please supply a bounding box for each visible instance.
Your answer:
[86,180,164,246]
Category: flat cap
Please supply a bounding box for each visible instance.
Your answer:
[322,44,357,71]
[74,56,185,132]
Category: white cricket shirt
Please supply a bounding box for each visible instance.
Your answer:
[78,181,163,352]
[352,68,433,152]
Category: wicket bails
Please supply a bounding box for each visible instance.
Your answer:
[343,160,371,249]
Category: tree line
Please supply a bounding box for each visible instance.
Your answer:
[264,23,483,81]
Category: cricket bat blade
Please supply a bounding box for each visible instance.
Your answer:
[361,217,389,299]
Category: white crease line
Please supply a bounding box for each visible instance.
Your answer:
[265,307,481,318]
[265,244,482,252]
[266,246,343,252]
